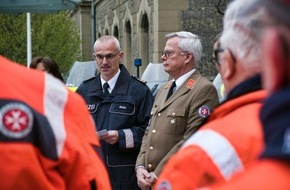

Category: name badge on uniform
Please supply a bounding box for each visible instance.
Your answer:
[87,104,98,113]
[109,102,135,115]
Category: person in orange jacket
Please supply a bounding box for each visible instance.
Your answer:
[199,0,290,189]
[0,55,111,190]
[154,0,269,189]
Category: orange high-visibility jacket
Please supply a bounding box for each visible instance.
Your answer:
[155,90,266,190]
[209,159,290,190]
[0,56,111,190]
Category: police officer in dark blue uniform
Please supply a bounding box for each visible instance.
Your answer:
[76,35,154,190]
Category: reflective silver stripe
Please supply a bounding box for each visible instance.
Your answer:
[182,129,243,180]
[123,129,134,148]
[44,74,67,157]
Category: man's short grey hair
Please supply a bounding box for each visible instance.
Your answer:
[221,0,272,70]
[165,31,202,66]
[94,35,121,51]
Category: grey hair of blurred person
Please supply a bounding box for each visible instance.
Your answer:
[93,35,121,52]
[165,31,202,66]
[220,0,270,74]
[251,0,290,42]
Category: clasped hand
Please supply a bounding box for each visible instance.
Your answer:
[136,167,157,190]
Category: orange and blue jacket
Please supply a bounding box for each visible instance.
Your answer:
[0,56,111,190]
[155,77,266,190]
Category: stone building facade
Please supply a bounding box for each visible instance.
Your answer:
[72,0,229,79]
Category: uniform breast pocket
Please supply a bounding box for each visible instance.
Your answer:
[164,109,186,134]
[109,101,135,115]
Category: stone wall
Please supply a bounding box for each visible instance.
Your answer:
[74,0,230,79]
[181,0,227,79]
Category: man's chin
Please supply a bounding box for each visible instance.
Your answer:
[163,67,170,73]
[101,68,111,73]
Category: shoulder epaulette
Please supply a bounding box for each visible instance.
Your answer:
[132,75,147,84]
[82,76,96,84]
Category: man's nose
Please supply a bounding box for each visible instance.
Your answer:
[101,56,109,63]
[161,54,167,61]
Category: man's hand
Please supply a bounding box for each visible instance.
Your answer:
[136,167,151,190]
[145,172,157,185]
[100,130,119,145]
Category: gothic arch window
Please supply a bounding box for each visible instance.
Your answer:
[124,20,132,71]
[113,25,119,39]
[140,12,149,75]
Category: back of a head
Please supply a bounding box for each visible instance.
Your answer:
[254,0,290,89]
[42,57,64,82]
[253,0,290,44]
[255,0,290,26]
[165,31,202,66]
[220,0,271,74]
[253,0,290,168]
[30,56,64,82]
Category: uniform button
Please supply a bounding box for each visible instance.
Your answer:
[172,112,176,117]
[150,146,153,150]
[148,164,152,168]
[152,129,156,133]
[158,113,161,116]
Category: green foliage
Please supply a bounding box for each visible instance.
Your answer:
[0,14,27,64]
[0,12,81,74]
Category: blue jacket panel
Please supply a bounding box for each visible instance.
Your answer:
[77,64,154,190]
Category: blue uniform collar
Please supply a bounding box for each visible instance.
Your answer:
[227,75,262,101]
[260,86,290,160]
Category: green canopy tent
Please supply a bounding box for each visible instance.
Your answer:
[0,0,81,13]
[0,0,81,67]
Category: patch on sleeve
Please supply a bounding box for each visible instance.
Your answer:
[157,181,172,190]
[198,105,210,118]
[0,102,33,139]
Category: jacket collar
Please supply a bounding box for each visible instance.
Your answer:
[87,64,130,96]
[158,71,201,111]
[227,75,262,101]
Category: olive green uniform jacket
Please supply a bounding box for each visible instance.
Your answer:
[136,71,219,176]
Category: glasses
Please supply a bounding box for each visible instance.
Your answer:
[214,48,236,65]
[93,51,120,61]
[162,50,189,59]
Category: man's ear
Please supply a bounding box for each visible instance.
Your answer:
[185,52,193,64]
[262,29,288,93]
[118,51,124,59]
[222,49,236,80]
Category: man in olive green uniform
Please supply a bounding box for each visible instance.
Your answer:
[136,31,219,190]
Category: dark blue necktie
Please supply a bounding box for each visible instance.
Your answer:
[103,82,110,95]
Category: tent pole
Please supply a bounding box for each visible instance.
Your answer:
[27,12,32,68]
[91,0,96,58]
